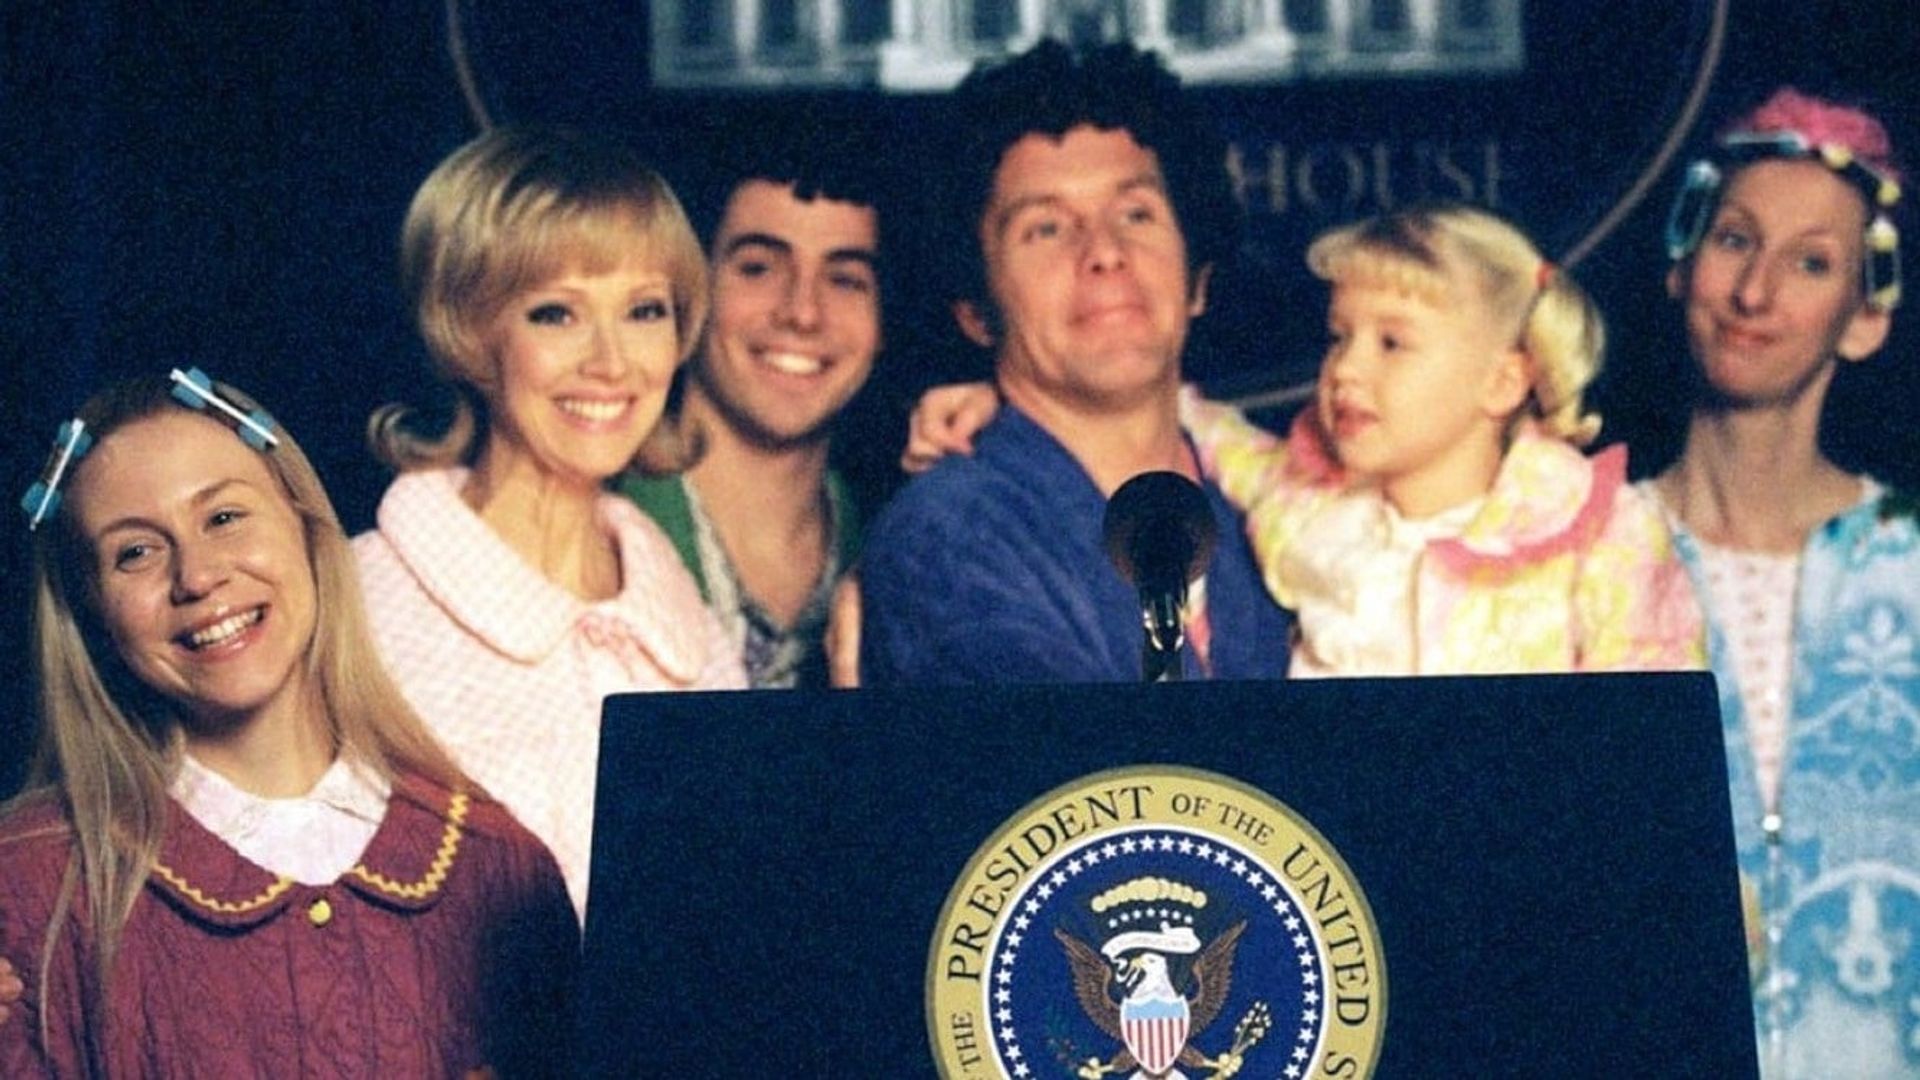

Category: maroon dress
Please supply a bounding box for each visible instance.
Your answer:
[0,773,578,1077]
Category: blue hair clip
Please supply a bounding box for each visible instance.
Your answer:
[20,419,94,531]
[168,367,280,450]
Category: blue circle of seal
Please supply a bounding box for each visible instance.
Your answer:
[984,825,1330,1079]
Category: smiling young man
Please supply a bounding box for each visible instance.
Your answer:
[618,128,882,688]
[858,41,1292,685]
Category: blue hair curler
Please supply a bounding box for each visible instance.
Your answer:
[168,367,280,450]
[20,418,94,531]
[1664,160,1722,261]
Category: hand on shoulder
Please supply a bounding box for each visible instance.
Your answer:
[901,382,1000,474]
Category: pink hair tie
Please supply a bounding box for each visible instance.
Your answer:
[1536,261,1556,291]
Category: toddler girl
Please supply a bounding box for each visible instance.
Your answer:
[1189,205,1703,674]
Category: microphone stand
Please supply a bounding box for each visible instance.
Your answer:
[1140,584,1188,683]
[1103,471,1217,684]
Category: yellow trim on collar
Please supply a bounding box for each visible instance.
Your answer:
[345,791,470,900]
[152,862,294,914]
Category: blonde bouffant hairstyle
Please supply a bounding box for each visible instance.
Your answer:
[1306,204,1606,447]
[370,125,709,473]
[11,374,473,1042]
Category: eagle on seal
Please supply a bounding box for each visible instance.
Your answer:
[1055,920,1247,1079]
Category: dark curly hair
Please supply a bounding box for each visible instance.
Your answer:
[941,40,1239,316]
[685,107,888,251]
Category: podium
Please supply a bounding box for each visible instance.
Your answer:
[580,674,1757,1076]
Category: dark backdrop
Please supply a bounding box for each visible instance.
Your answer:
[4,2,1917,793]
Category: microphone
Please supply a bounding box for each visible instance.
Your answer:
[1102,471,1217,682]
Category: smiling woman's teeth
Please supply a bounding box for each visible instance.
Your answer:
[558,399,628,422]
[762,351,824,376]
[189,609,262,649]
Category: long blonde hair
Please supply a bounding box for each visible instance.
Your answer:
[370,125,709,475]
[10,373,473,1042]
[1306,204,1608,447]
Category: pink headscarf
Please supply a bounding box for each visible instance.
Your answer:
[1726,87,1904,184]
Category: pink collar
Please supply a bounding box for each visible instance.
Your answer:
[373,468,708,682]
[1284,412,1628,570]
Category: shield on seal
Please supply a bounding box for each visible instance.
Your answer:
[1119,995,1190,1075]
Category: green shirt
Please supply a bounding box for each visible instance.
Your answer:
[617,471,861,689]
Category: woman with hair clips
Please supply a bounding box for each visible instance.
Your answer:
[0,371,576,1075]
[1655,87,1917,1078]
[354,127,745,924]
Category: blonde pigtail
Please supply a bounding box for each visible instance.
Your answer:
[1520,270,1607,448]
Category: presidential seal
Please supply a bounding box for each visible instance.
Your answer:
[928,767,1385,1079]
